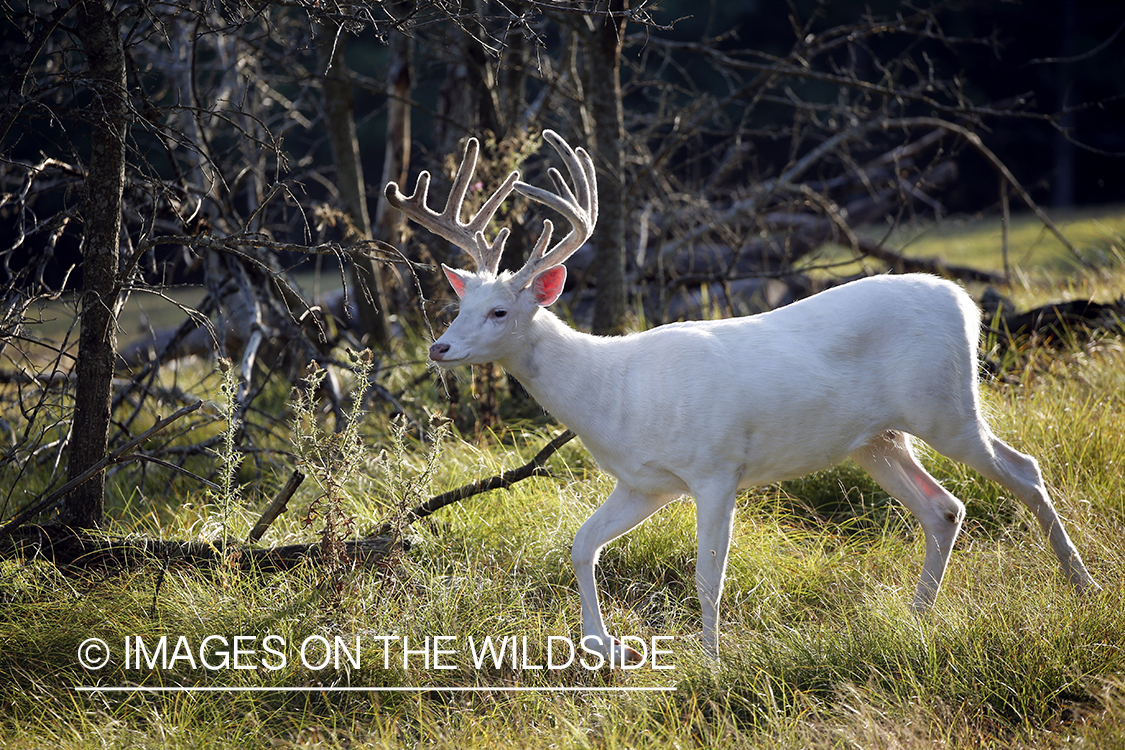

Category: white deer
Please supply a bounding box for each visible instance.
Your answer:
[385,130,1100,662]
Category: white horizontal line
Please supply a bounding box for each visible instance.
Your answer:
[76,685,676,693]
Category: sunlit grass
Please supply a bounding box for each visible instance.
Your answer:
[892,205,1125,274]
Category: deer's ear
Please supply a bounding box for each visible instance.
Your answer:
[442,264,470,299]
[531,265,567,307]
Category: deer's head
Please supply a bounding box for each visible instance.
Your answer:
[385,130,597,366]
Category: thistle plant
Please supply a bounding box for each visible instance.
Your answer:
[381,412,449,538]
[203,357,243,552]
[292,350,375,596]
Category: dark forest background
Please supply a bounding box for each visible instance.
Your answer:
[4,0,1124,292]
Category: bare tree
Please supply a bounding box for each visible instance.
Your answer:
[0,0,647,534]
[0,1,409,531]
[55,0,128,529]
[320,21,393,351]
[581,1,630,335]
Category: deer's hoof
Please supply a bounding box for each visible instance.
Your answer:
[612,638,644,665]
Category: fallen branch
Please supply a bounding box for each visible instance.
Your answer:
[993,297,1125,344]
[854,238,1006,285]
[368,429,576,538]
[656,116,1090,275]
[248,470,305,543]
[1,525,400,572]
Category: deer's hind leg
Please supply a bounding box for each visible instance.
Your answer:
[850,430,967,612]
[692,480,740,657]
[925,425,1100,594]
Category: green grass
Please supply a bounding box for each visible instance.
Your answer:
[2,210,1125,748]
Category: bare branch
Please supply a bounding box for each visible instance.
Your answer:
[368,429,576,538]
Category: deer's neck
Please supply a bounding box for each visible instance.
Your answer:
[498,309,616,437]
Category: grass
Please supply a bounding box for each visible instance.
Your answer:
[2,209,1125,747]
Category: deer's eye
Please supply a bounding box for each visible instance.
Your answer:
[490,308,508,320]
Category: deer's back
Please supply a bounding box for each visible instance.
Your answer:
[576,274,982,493]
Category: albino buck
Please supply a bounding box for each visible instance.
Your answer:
[385,130,1100,661]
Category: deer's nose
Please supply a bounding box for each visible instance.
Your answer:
[429,342,451,361]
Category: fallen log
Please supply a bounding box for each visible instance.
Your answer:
[979,289,1125,378]
[0,524,402,572]
[983,288,1125,346]
[999,299,1125,342]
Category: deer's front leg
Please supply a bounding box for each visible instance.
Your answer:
[694,486,739,658]
[572,483,669,665]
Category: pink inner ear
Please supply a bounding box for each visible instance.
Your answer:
[442,264,468,299]
[532,266,567,306]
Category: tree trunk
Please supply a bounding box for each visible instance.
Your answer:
[372,23,413,291]
[61,0,127,530]
[320,25,392,350]
[584,2,629,335]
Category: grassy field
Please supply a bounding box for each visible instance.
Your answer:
[2,208,1124,748]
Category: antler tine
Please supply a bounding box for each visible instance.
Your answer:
[384,137,519,275]
[511,130,598,288]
